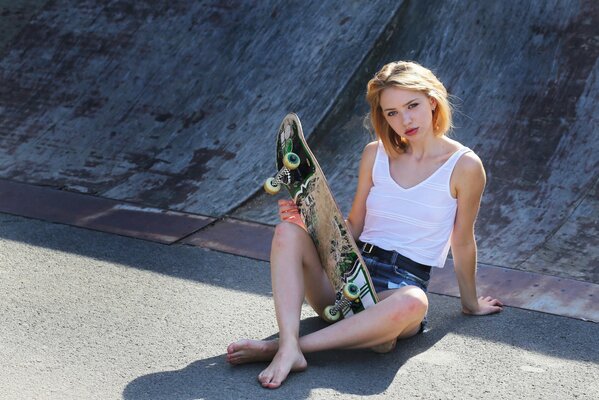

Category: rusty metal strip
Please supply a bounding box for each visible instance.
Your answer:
[430,260,598,323]
[0,179,214,244]
[182,218,273,262]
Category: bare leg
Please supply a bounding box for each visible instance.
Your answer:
[227,222,335,388]
[227,222,428,388]
[298,285,427,353]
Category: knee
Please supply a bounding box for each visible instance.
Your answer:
[272,221,305,249]
[387,287,428,324]
[274,220,308,238]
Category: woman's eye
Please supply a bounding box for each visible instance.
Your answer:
[408,103,419,109]
[387,111,397,117]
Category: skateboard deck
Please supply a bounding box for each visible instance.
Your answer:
[265,113,379,321]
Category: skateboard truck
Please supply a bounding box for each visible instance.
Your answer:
[264,152,301,194]
[323,282,360,323]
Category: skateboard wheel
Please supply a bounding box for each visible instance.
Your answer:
[323,305,341,323]
[264,177,281,195]
[283,152,300,170]
[342,282,360,301]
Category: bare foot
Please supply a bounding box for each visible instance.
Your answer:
[257,342,307,389]
[226,339,278,365]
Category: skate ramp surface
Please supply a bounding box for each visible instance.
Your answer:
[236,0,599,283]
[0,0,598,283]
[0,0,400,215]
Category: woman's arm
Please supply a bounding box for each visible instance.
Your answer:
[451,152,503,315]
[346,141,378,241]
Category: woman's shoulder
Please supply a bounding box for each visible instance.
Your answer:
[362,140,380,158]
[365,140,380,150]
[456,152,484,176]
[441,137,485,183]
[443,138,482,166]
[454,149,485,189]
[357,141,380,171]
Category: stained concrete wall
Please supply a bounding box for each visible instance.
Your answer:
[1,0,598,282]
[236,0,599,282]
[0,0,400,214]
[379,0,599,280]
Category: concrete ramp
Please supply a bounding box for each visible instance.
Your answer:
[0,1,598,283]
[0,0,400,216]
[236,0,599,282]
[386,0,599,282]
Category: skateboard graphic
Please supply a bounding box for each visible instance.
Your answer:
[264,113,379,322]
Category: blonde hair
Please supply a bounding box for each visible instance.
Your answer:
[366,61,453,157]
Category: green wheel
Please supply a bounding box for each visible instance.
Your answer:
[263,177,281,195]
[342,282,360,301]
[283,152,300,170]
[323,305,341,323]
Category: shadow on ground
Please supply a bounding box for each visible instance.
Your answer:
[123,296,598,399]
[122,317,443,399]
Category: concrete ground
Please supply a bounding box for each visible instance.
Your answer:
[1,212,597,400]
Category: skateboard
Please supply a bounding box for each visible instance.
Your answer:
[264,113,379,322]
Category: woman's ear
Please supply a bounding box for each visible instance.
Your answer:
[430,97,437,111]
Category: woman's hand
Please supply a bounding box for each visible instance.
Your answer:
[462,296,504,316]
[278,199,306,230]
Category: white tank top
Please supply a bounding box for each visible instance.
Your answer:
[359,141,472,268]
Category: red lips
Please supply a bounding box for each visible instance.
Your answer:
[405,127,418,136]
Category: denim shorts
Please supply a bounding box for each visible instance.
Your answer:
[361,252,430,294]
[361,250,430,333]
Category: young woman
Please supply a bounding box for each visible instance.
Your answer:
[227,61,503,389]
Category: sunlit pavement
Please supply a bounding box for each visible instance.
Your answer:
[1,213,597,400]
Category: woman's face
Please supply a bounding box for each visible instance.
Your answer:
[379,87,436,142]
